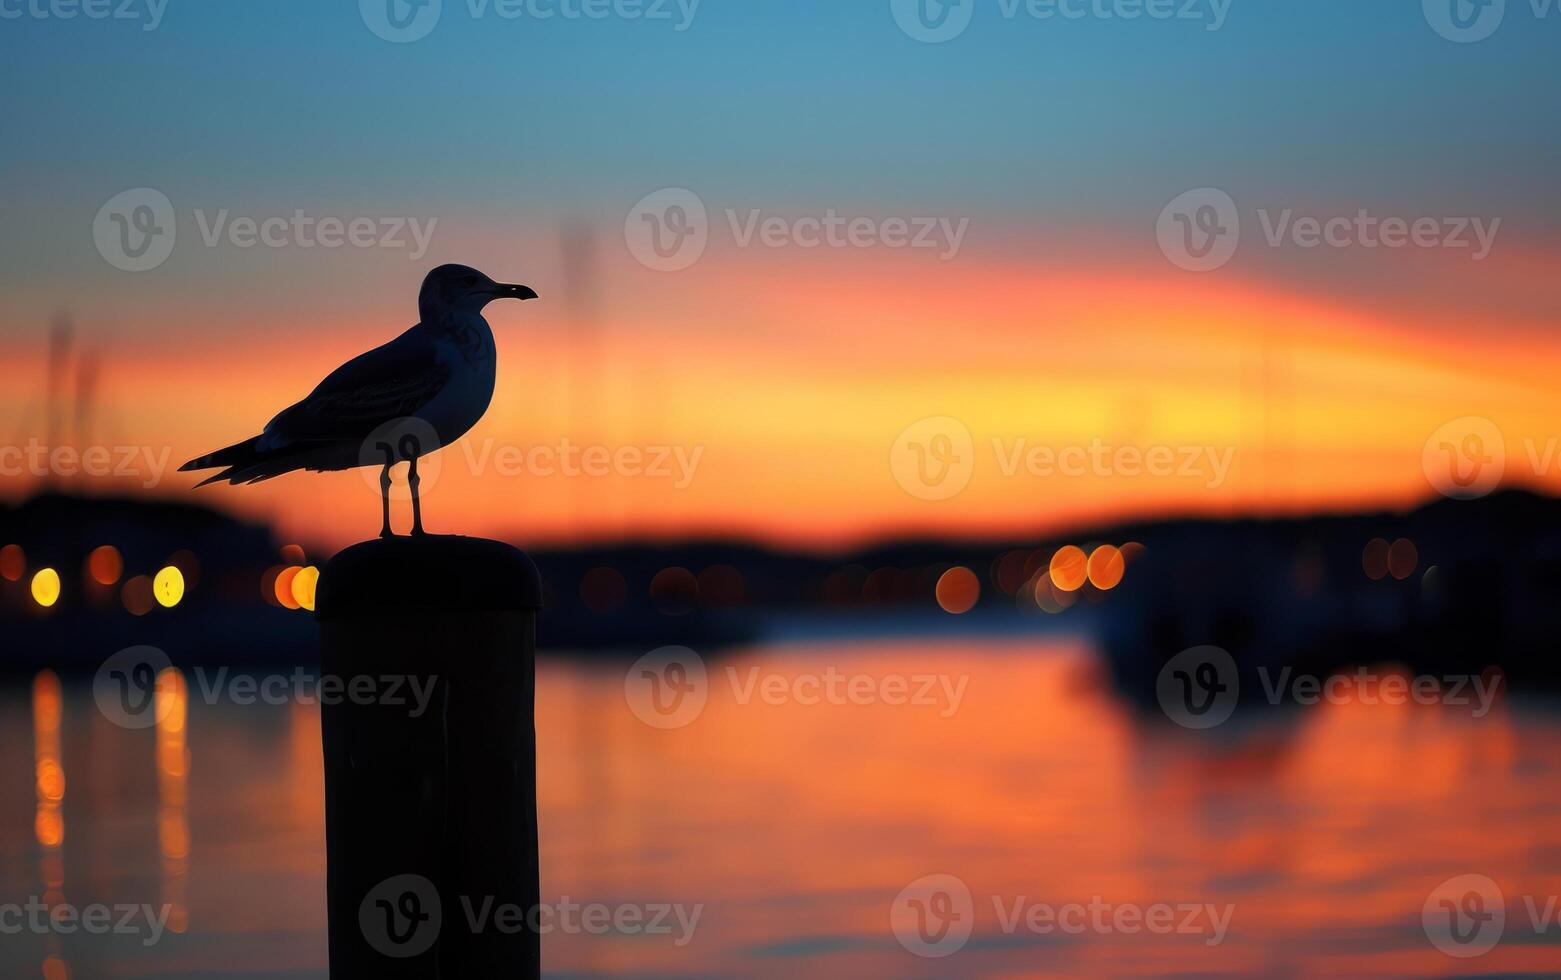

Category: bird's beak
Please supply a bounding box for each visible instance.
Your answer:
[498,283,538,301]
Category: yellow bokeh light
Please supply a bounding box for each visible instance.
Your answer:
[154,566,185,608]
[1049,546,1088,593]
[292,565,320,612]
[31,568,61,608]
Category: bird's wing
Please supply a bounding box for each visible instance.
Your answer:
[258,325,451,448]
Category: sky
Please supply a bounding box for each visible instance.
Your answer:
[2,0,1559,549]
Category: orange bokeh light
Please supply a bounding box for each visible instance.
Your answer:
[1050,546,1089,593]
[274,566,303,610]
[87,545,123,586]
[935,566,981,614]
[0,543,24,582]
[1389,538,1419,581]
[1363,538,1390,581]
[1087,545,1125,590]
[121,575,155,616]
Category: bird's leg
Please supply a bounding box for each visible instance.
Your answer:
[408,453,426,537]
[378,442,395,539]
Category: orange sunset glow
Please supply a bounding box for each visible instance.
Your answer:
[6,241,1559,549]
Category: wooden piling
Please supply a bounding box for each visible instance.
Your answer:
[316,535,542,978]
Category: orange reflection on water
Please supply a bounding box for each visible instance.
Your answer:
[156,668,190,934]
[530,639,1561,977]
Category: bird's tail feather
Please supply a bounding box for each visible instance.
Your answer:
[181,437,262,473]
[183,437,321,487]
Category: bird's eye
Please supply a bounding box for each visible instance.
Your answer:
[462,276,477,287]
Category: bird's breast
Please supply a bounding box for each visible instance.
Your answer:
[418,327,496,450]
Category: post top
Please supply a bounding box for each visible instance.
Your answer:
[315,535,542,621]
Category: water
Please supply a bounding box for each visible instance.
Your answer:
[4,634,1561,978]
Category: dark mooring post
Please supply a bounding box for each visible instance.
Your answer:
[316,535,542,979]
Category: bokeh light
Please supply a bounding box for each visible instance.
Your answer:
[1388,538,1419,581]
[280,543,306,565]
[260,565,284,607]
[154,566,185,608]
[698,564,746,606]
[1087,545,1125,590]
[1049,546,1088,593]
[649,566,699,615]
[30,567,60,608]
[167,548,201,588]
[87,545,123,586]
[0,543,24,582]
[274,566,302,610]
[935,566,980,614]
[121,576,154,616]
[1362,538,1390,581]
[291,565,320,612]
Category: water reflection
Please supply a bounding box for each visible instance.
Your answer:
[155,668,189,936]
[1,636,1560,977]
[32,671,69,980]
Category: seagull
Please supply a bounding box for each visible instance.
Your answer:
[181,264,537,538]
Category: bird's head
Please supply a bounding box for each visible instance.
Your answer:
[419,264,538,319]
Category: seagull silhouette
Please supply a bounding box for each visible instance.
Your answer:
[181,264,537,537]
